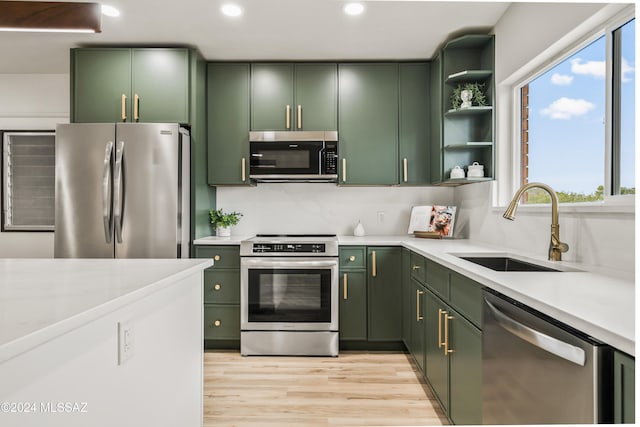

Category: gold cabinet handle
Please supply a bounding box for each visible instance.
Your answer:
[121,94,127,122]
[214,320,221,327]
[371,250,377,278]
[343,273,348,300]
[349,255,356,262]
[214,255,221,261]
[342,158,347,183]
[416,290,424,321]
[444,313,454,355]
[438,308,444,349]
[403,158,408,182]
[286,104,291,129]
[133,93,139,122]
[214,283,221,291]
[412,265,421,271]
[297,105,302,129]
[241,157,246,182]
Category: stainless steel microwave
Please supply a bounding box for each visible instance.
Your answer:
[249,131,338,182]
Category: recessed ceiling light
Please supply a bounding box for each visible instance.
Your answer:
[101,5,120,17]
[343,2,365,16]
[221,3,243,17]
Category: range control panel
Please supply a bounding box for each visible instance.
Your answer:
[252,243,326,254]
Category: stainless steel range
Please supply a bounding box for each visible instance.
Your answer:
[240,234,339,356]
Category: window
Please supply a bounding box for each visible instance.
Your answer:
[519,16,635,204]
[2,131,56,231]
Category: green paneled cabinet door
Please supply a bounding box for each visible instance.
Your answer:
[338,63,399,185]
[399,62,430,185]
[71,48,190,123]
[411,279,427,374]
[425,289,449,413]
[251,63,337,131]
[401,248,413,352]
[367,247,402,341]
[338,269,367,341]
[207,63,251,185]
[614,350,635,423]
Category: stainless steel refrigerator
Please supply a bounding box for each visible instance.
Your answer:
[54,123,190,258]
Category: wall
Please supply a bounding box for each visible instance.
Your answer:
[0,74,68,258]
[216,184,454,236]
[454,3,635,275]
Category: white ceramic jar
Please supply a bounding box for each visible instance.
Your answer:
[450,165,465,179]
[467,162,484,178]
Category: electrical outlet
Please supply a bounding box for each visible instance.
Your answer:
[377,211,385,224]
[118,321,134,365]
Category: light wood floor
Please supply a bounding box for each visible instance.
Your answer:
[203,351,448,427]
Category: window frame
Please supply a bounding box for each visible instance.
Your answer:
[502,6,635,212]
[2,130,56,232]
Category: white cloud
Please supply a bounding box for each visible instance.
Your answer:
[550,73,573,85]
[540,97,595,120]
[570,58,606,79]
[621,58,635,83]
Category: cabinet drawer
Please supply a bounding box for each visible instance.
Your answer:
[426,259,449,300]
[204,305,240,340]
[410,251,427,284]
[339,247,366,269]
[204,270,240,304]
[194,246,240,269]
[449,272,483,329]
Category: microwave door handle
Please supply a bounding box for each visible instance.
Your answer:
[485,298,586,366]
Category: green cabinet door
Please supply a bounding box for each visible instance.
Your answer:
[401,248,413,352]
[449,310,482,425]
[131,48,189,123]
[338,63,399,185]
[399,62,430,185]
[411,279,427,374]
[251,63,294,131]
[425,289,449,412]
[339,269,367,341]
[429,54,444,184]
[367,247,402,341]
[71,48,132,123]
[614,350,635,423]
[207,63,251,185]
[294,63,337,130]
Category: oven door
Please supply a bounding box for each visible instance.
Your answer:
[241,257,338,331]
[249,141,324,179]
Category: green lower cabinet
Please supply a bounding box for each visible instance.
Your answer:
[614,350,635,423]
[401,248,413,352]
[367,247,402,341]
[339,269,367,341]
[204,305,240,340]
[425,289,450,413]
[411,279,427,374]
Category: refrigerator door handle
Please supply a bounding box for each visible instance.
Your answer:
[102,141,114,243]
[113,140,125,244]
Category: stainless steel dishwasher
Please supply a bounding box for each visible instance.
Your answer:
[482,289,612,424]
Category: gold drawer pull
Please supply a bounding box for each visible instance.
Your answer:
[214,283,221,291]
[416,290,424,321]
[121,94,127,122]
[214,255,221,261]
[412,265,421,271]
[349,255,356,262]
[343,273,348,300]
[214,320,221,327]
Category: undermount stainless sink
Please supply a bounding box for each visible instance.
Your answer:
[459,256,561,272]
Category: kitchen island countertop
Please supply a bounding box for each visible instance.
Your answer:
[0,258,212,364]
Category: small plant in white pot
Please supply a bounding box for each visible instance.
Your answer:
[209,209,242,237]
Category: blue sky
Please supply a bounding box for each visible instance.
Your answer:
[527,19,635,195]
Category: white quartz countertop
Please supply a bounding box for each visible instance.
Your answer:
[194,234,635,355]
[193,235,250,245]
[0,258,212,364]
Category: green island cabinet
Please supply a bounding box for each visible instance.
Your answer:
[194,245,241,349]
[432,34,495,185]
[339,246,402,348]
[338,63,399,185]
[614,350,635,423]
[251,63,337,131]
[207,63,252,185]
[399,62,431,185]
[71,48,190,123]
[405,251,483,425]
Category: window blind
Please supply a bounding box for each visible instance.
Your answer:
[3,132,55,231]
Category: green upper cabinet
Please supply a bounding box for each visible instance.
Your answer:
[338,63,399,185]
[207,63,251,185]
[71,48,190,123]
[430,53,444,184]
[399,62,430,185]
[367,247,402,341]
[251,63,337,131]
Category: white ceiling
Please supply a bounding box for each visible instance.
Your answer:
[0,0,512,74]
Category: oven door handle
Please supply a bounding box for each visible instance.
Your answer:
[241,258,338,268]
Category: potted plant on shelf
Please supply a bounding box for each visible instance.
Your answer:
[209,209,242,237]
[451,82,487,110]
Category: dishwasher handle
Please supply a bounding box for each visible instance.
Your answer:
[485,298,586,366]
